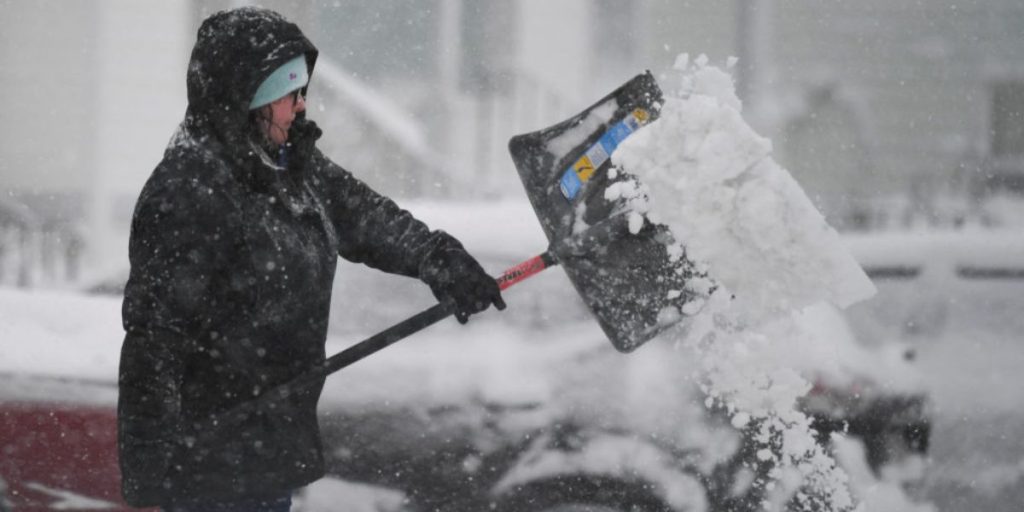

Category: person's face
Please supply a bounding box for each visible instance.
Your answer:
[260,89,306,145]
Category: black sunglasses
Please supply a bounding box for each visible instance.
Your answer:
[290,88,305,103]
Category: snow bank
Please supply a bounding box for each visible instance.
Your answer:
[401,199,548,260]
[294,477,406,512]
[612,56,879,511]
[832,436,935,512]
[0,288,123,383]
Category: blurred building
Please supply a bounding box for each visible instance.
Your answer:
[1,0,1023,289]
[0,0,188,288]
[741,0,1024,231]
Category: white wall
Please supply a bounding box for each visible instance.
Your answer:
[0,1,190,284]
[0,1,98,194]
[88,0,190,274]
[515,0,591,114]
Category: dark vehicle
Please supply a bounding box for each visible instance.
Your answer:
[842,229,1024,510]
[299,202,934,511]
[307,304,930,512]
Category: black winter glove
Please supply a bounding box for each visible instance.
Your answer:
[421,243,506,324]
[284,117,323,172]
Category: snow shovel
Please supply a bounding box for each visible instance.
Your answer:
[216,72,701,423]
[506,71,703,353]
[315,71,697,372]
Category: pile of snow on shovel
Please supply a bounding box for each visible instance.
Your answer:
[611,54,879,512]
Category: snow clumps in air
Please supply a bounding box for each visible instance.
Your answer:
[612,54,878,511]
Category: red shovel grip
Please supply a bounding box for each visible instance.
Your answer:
[496,252,557,290]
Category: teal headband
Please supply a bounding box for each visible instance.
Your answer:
[249,56,309,109]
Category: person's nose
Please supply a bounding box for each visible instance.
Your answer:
[294,94,306,113]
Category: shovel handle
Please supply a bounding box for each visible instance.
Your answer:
[318,250,558,376]
[318,251,558,377]
[210,251,561,433]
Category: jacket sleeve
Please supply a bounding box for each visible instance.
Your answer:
[313,150,462,279]
[118,173,235,506]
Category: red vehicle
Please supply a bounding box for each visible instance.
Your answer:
[0,375,143,511]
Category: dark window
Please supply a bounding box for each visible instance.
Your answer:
[991,81,1024,157]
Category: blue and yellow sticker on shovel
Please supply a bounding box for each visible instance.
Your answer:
[560,108,651,201]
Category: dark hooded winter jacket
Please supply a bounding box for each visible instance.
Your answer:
[118,8,474,507]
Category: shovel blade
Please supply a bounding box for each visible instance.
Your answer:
[509,72,700,353]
